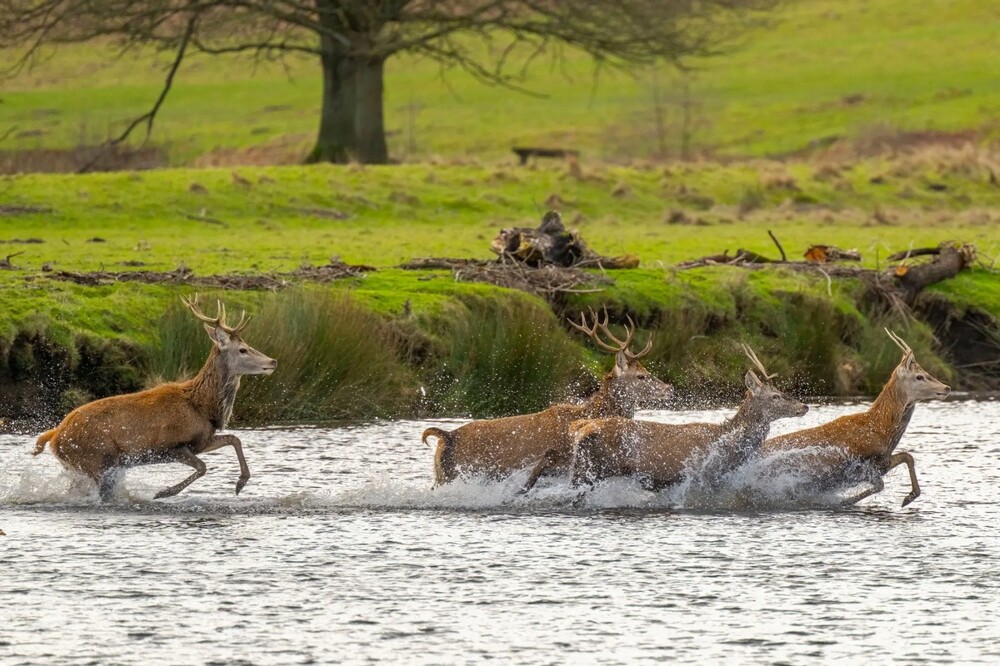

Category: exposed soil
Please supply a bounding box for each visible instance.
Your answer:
[41,260,375,290]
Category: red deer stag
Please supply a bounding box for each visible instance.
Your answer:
[757,329,950,506]
[564,345,808,492]
[422,308,673,487]
[32,295,277,500]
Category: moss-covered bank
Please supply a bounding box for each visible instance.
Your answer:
[2,265,996,431]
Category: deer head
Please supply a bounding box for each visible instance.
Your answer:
[885,328,950,402]
[740,344,808,421]
[570,307,674,409]
[183,295,277,376]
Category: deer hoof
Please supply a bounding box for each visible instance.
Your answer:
[235,475,250,495]
[901,492,919,507]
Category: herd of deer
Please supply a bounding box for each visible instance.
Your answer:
[31,295,951,507]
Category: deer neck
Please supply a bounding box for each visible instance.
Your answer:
[583,376,634,418]
[725,396,771,449]
[185,347,241,430]
[866,375,915,454]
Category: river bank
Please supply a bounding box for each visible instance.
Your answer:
[1,161,998,428]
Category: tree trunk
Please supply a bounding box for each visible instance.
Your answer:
[354,56,389,164]
[306,48,357,164]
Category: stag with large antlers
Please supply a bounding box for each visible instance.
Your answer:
[555,344,808,494]
[422,307,673,487]
[32,295,277,500]
[756,328,950,507]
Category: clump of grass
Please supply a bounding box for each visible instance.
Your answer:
[425,292,588,417]
[737,185,767,216]
[150,289,417,424]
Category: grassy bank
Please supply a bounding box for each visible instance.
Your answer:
[2,159,998,426]
[1,0,998,164]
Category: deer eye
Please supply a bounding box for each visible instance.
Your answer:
[916,375,925,381]
[772,395,780,400]
[239,348,248,354]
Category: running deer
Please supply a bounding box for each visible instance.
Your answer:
[422,308,673,487]
[564,345,808,491]
[32,295,277,500]
[757,329,950,506]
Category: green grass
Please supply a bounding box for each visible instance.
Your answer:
[1,159,996,425]
[3,160,998,275]
[1,0,998,163]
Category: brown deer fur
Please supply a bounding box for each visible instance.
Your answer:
[566,346,807,491]
[758,329,950,507]
[32,296,276,500]
[423,308,672,487]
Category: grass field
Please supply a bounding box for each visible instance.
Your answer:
[1,0,998,164]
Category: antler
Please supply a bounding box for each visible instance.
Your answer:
[181,294,251,335]
[741,343,777,381]
[568,306,652,360]
[884,328,913,356]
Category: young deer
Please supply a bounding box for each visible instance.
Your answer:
[32,295,277,500]
[757,329,950,506]
[422,308,673,487]
[566,345,808,491]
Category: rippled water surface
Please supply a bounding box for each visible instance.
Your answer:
[2,399,999,664]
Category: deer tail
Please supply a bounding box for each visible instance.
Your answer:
[422,427,457,485]
[33,429,57,456]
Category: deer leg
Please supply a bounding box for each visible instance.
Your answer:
[887,452,920,507]
[98,469,118,502]
[519,447,563,494]
[198,434,250,495]
[153,447,207,499]
[842,476,884,506]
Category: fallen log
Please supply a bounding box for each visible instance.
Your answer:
[893,242,976,305]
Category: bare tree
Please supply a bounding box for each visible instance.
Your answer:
[0,1,777,166]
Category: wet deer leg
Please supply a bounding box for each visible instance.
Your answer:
[198,434,251,495]
[888,451,920,507]
[154,447,207,499]
[842,476,884,506]
[519,447,563,494]
[842,452,920,507]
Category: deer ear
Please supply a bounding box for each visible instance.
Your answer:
[204,323,231,348]
[745,370,763,393]
[614,351,629,375]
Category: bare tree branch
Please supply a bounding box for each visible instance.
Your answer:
[77,13,197,173]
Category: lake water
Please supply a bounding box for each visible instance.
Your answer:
[2,399,999,664]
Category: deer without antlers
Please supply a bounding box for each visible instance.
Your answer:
[32,295,277,500]
[422,307,673,487]
[560,344,808,495]
[757,328,950,507]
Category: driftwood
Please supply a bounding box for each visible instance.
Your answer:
[893,243,976,304]
[679,235,977,307]
[491,210,639,269]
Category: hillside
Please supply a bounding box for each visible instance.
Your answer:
[1,0,998,166]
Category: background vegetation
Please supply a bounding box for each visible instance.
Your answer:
[0,0,998,427]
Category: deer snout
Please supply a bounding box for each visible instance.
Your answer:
[796,404,809,416]
[936,384,951,398]
[264,358,278,374]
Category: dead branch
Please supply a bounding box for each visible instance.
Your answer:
[78,16,197,174]
[767,229,786,262]
[0,251,25,269]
